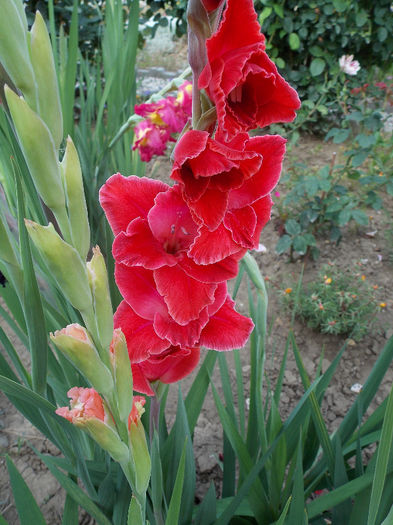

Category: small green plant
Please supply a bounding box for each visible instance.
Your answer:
[282,263,383,340]
[275,157,369,259]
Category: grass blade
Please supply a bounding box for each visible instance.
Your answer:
[165,440,187,525]
[6,455,47,525]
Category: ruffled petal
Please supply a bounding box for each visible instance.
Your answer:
[100,174,168,235]
[114,300,169,363]
[179,254,238,283]
[113,218,176,269]
[154,265,217,324]
[199,297,254,350]
[189,223,245,264]
[115,263,167,321]
[154,307,209,348]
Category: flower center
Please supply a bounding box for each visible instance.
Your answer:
[229,84,243,103]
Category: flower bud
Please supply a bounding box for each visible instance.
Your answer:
[86,246,113,349]
[30,11,63,150]
[61,137,90,260]
[0,2,37,107]
[50,324,113,395]
[128,397,151,494]
[5,87,65,212]
[56,387,129,464]
[25,220,92,311]
[110,329,133,423]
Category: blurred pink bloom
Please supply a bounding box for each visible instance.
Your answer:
[132,120,172,162]
[274,191,280,197]
[339,55,360,76]
[175,81,192,122]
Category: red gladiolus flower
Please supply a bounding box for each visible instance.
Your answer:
[198,0,300,140]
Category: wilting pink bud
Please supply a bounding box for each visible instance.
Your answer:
[56,387,130,463]
[128,396,146,428]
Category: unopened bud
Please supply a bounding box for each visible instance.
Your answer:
[110,329,133,423]
[0,2,37,107]
[61,137,90,259]
[25,220,92,311]
[51,324,113,395]
[30,11,63,150]
[86,246,113,348]
[128,397,150,494]
[5,87,65,211]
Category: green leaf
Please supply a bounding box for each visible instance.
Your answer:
[128,497,143,525]
[333,129,350,144]
[33,448,112,525]
[293,236,307,255]
[285,219,301,236]
[338,209,351,226]
[15,171,48,394]
[194,483,216,525]
[276,234,292,254]
[310,58,325,76]
[0,515,10,524]
[352,150,369,167]
[62,491,78,525]
[289,33,300,50]
[259,7,272,24]
[377,27,388,42]
[356,134,376,148]
[6,455,47,525]
[273,4,284,18]
[367,383,393,525]
[333,0,347,12]
[351,209,369,226]
[165,440,187,525]
[288,439,307,525]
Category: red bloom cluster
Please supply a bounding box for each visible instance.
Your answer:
[100,0,300,395]
[133,81,192,162]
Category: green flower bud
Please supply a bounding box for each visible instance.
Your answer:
[61,137,90,260]
[84,418,130,464]
[50,324,114,395]
[30,11,63,150]
[129,413,151,494]
[0,1,37,107]
[25,220,92,311]
[86,246,113,349]
[5,87,65,212]
[110,329,133,424]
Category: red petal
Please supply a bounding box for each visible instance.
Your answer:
[154,308,209,347]
[172,129,210,166]
[139,346,201,385]
[207,282,228,316]
[99,174,168,235]
[199,297,254,350]
[224,205,257,249]
[114,301,169,363]
[228,135,286,208]
[188,186,229,231]
[189,223,245,264]
[115,264,167,320]
[179,254,238,283]
[131,363,155,396]
[113,219,176,269]
[154,265,217,324]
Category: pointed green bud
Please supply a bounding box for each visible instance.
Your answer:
[110,329,133,424]
[0,2,37,107]
[61,137,90,260]
[86,246,113,349]
[84,417,130,463]
[30,11,63,150]
[5,87,65,211]
[50,324,114,395]
[25,220,92,311]
[129,407,151,495]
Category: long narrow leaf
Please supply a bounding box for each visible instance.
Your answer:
[6,455,47,525]
[165,441,187,525]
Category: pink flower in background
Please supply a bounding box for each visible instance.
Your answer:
[339,55,360,76]
[133,81,192,162]
[132,120,171,162]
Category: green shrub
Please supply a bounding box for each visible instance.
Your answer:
[282,263,382,340]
